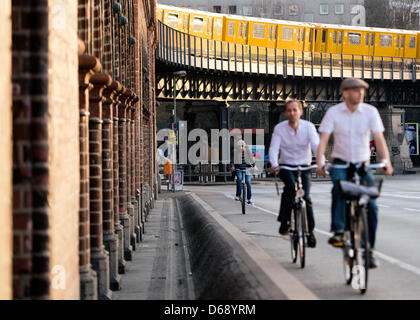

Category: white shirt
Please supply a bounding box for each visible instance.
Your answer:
[269,119,320,167]
[319,102,384,163]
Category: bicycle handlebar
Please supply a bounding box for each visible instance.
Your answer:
[324,160,387,171]
[274,164,317,171]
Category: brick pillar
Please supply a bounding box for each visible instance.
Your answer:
[78,51,101,300]
[118,88,133,261]
[102,80,121,291]
[126,91,137,251]
[89,72,112,300]
[113,86,127,273]
[131,97,141,242]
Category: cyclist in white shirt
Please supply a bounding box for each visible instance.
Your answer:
[316,78,393,268]
[269,99,320,248]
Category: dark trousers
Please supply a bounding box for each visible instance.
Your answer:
[278,169,315,233]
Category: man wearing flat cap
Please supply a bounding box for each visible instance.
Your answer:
[316,78,393,269]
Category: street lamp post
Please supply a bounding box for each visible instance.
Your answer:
[171,70,186,192]
[239,103,250,133]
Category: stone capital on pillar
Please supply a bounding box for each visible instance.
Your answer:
[89,72,112,119]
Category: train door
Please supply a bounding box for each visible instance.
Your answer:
[302,27,311,51]
[399,34,406,57]
[394,34,401,57]
[368,32,375,56]
[267,24,278,48]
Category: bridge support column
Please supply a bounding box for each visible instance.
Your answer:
[78,52,101,300]
[102,80,121,291]
[379,106,413,174]
[89,72,113,300]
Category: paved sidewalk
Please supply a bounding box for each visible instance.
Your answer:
[112,192,193,300]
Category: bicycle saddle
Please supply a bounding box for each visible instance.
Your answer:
[338,180,380,199]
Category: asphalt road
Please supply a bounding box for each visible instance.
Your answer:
[186,175,420,300]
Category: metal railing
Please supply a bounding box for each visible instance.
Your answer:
[157,21,420,82]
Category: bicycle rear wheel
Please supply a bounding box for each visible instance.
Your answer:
[290,209,297,263]
[354,207,370,294]
[298,206,307,269]
[241,182,246,215]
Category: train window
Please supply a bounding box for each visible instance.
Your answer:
[309,29,312,43]
[253,23,266,39]
[297,29,300,42]
[269,26,272,40]
[322,30,327,43]
[168,13,179,29]
[379,34,392,47]
[396,35,399,48]
[239,23,243,38]
[348,32,361,45]
[333,31,337,44]
[193,17,204,33]
[409,36,415,48]
[282,27,293,41]
[244,23,249,37]
[365,33,369,46]
[339,31,342,44]
[371,34,375,46]
[401,35,405,48]
[302,28,305,42]
[228,22,235,36]
[314,29,318,41]
[273,26,278,40]
[216,20,222,35]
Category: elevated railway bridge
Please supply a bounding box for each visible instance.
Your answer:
[155,19,420,175]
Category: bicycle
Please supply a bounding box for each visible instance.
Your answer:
[324,160,385,294]
[236,169,249,215]
[275,164,317,269]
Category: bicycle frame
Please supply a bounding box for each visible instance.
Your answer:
[275,164,317,268]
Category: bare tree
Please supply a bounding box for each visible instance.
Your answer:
[366,0,420,29]
[390,0,420,30]
[365,0,393,28]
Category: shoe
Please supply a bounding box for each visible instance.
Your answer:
[279,223,289,236]
[235,196,241,201]
[328,232,344,247]
[247,199,254,205]
[368,251,380,269]
[307,232,317,248]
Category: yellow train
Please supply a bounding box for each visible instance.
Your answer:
[158,4,420,60]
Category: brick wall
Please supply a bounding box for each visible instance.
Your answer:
[12,0,51,299]
[0,0,12,300]
[47,0,80,300]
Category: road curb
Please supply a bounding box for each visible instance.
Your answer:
[177,192,319,300]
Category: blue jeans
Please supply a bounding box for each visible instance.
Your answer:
[330,166,378,249]
[236,170,252,200]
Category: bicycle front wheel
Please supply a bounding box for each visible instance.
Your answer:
[298,206,307,269]
[290,209,297,263]
[354,207,370,294]
[342,231,354,285]
[241,182,246,215]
